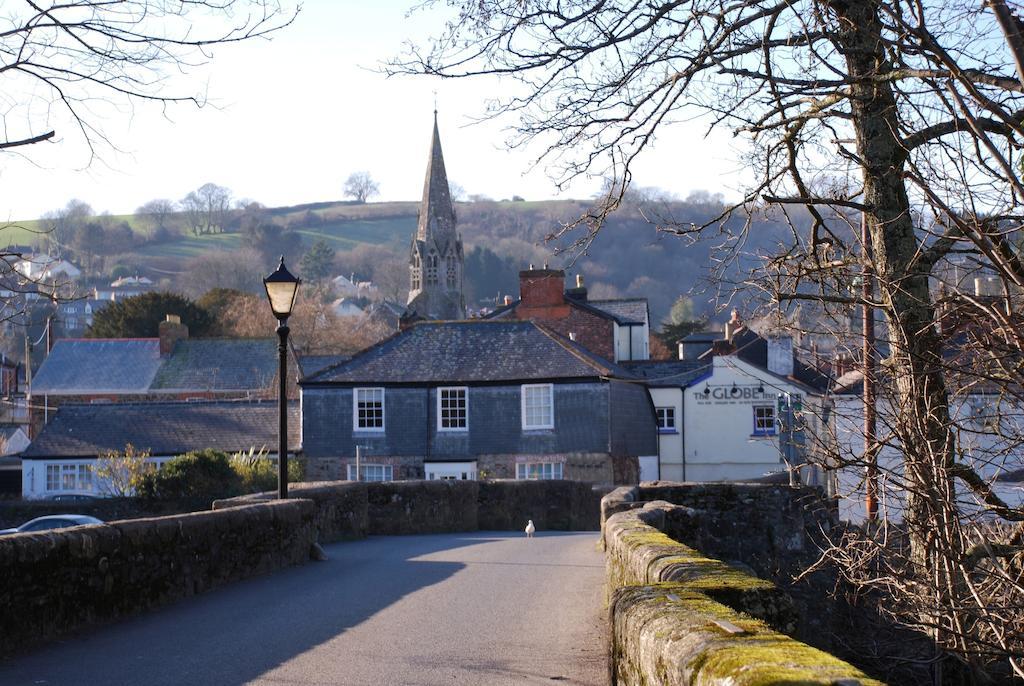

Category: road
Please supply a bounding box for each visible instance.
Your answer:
[0,531,608,686]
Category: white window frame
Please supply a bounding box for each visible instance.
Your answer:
[347,463,393,482]
[353,387,385,432]
[44,462,94,492]
[753,405,776,436]
[521,383,554,430]
[656,406,676,433]
[516,462,564,480]
[437,386,469,432]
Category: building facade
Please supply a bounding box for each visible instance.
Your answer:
[300,320,657,484]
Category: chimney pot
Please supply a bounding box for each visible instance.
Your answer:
[576,274,584,288]
[503,295,513,306]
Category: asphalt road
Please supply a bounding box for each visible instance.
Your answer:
[0,531,609,686]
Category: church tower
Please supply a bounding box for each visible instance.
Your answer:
[405,113,466,320]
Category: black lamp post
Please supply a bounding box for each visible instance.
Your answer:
[263,256,300,499]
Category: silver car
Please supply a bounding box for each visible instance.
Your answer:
[0,514,104,535]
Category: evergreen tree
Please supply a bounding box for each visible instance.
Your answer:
[86,292,213,338]
[300,239,336,283]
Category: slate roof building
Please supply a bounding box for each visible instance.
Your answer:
[404,113,466,322]
[28,316,291,436]
[20,401,299,499]
[300,319,657,484]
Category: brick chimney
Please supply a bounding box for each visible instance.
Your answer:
[710,339,735,356]
[517,267,569,320]
[723,309,743,341]
[158,314,188,355]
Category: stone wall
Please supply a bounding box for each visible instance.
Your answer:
[0,496,214,529]
[0,500,317,656]
[215,479,606,542]
[604,502,883,685]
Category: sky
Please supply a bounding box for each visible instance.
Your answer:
[0,0,748,222]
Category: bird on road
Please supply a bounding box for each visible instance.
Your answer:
[525,520,535,538]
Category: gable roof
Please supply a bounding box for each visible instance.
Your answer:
[728,328,831,393]
[150,339,277,391]
[587,299,648,325]
[22,401,299,459]
[302,319,631,385]
[31,339,162,394]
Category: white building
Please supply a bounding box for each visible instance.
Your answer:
[14,254,81,282]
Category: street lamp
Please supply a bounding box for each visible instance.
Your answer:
[263,256,300,499]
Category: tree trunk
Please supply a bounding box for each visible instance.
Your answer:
[831,1,959,572]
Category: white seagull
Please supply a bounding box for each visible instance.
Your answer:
[525,520,535,538]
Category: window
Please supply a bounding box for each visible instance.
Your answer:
[753,406,776,435]
[656,407,676,433]
[46,465,60,491]
[45,462,93,492]
[425,253,439,284]
[354,387,385,431]
[438,387,468,431]
[446,260,458,289]
[521,384,554,430]
[411,254,422,290]
[516,462,564,480]
[347,464,393,482]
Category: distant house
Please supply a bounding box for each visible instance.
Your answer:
[300,319,657,484]
[28,315,296,435]
[20,401,299,500]
[332,274,378,300]
[57,298,110,335]
[330,298,365,318]
[13,254,81,283]
[94,275,155,301]
[487,268,651,363]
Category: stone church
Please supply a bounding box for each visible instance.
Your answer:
[403,113,466,322]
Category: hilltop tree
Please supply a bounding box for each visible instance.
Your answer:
[394,0,1024,678]
[136,199,177,237]
[181,183,232,236]
[343,172,380,203]
[42,199,93,253]
[86,292,213,339]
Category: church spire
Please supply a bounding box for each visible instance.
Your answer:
[417,113,457,241]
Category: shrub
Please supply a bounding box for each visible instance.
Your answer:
[230,447,304,494]
[137,449,240,500]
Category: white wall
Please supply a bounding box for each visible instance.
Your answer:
[649,387,684,480]
[682,356,825,482]
[833,394,1024,522]
[22,456,175,500]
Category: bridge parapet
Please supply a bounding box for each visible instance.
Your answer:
[604,499,883,685]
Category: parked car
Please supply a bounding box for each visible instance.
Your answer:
[46,494,99,503]
[0,514,104,535]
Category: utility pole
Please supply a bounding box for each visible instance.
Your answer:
[355,445,362,482]
[863,214,879,521]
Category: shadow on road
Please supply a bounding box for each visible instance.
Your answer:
[0,532,543,686]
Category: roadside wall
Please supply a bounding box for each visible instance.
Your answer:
[214,479,607,541]
[0,500,317,656]
[604,502,883,685]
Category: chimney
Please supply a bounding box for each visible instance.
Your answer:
[766,336,794,377]
[158,314,189,355]
[519,267,566,309]
[565,273,588,302]
[503,295,514,306]
[723,309,743,341]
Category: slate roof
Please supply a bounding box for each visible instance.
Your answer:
[22,401,300,459]
[302,320,632,385]
[729,328,831,393]
[620,360,710,388]
[297,354,350,378]
[32,337,279,395]
[31,339,162,394]
[150,339,277,391]
[587,299,649,325]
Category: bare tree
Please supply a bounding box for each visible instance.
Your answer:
[136,199,177,234]
[181,183,232,236]
[343,172,380,203]
[393,0,1024,679]
[0,1,296,162]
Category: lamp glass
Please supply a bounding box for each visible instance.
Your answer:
[263,257,301,319]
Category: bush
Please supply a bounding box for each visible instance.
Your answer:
[137,449,240,500]
[230,447,304,494]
